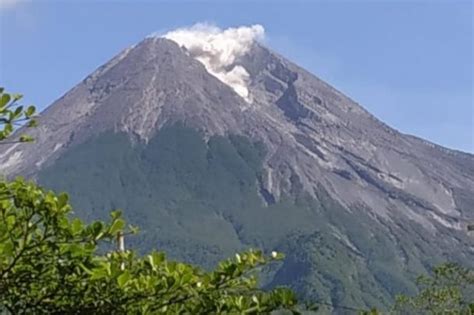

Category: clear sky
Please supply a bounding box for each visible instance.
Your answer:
[0,0,472,152]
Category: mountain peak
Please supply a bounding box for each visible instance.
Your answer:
[161,24,265,101]
[2,26,473,308]
[0,35,246,176]
[2,32,473,222]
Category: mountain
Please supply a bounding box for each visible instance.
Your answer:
[1,32,473,310]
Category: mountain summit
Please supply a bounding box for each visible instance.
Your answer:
[1,25,473,308]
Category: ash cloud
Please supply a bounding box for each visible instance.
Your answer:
[163,24,264,102]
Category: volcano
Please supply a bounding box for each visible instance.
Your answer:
[1,25,473,309]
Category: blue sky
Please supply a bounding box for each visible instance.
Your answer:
[0,0,472,152]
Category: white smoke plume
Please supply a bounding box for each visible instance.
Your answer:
[163,24,265,102]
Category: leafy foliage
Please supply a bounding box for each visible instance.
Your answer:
[0,178,312,314]
[0,87,37,143]
[393,263,474,314]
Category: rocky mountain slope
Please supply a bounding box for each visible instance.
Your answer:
[1,32,473,309]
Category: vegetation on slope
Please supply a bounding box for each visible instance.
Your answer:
[0,178,311,314]
[37,123,472,310]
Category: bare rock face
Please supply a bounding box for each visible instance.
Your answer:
[1,37,473,307]
[240,43,474,229]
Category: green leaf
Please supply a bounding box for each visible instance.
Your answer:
[109,218,125,235]
[57,193,69,209]
[117,270,131,288]
[0,242,14,256]
[71,218,83,234]
[90,221,105,240]
[13,105,23,117]
[110,210,122,220]
[4,123,12,134]
[67,243,84,257]
[25,105,36,118]
[5,215,15,227]
[90,267,108,280]
[149,252,165,269]
[0,93,10,108]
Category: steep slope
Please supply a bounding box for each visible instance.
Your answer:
[242,42,474,223]
[0,38,252,177]
[1,36,473,309]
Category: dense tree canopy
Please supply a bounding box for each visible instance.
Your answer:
[0,178,313,314]
[393,263,474,314]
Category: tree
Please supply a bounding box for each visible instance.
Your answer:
[392,263,474,314]
[0,87,37,144]
[0,179,312,314]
